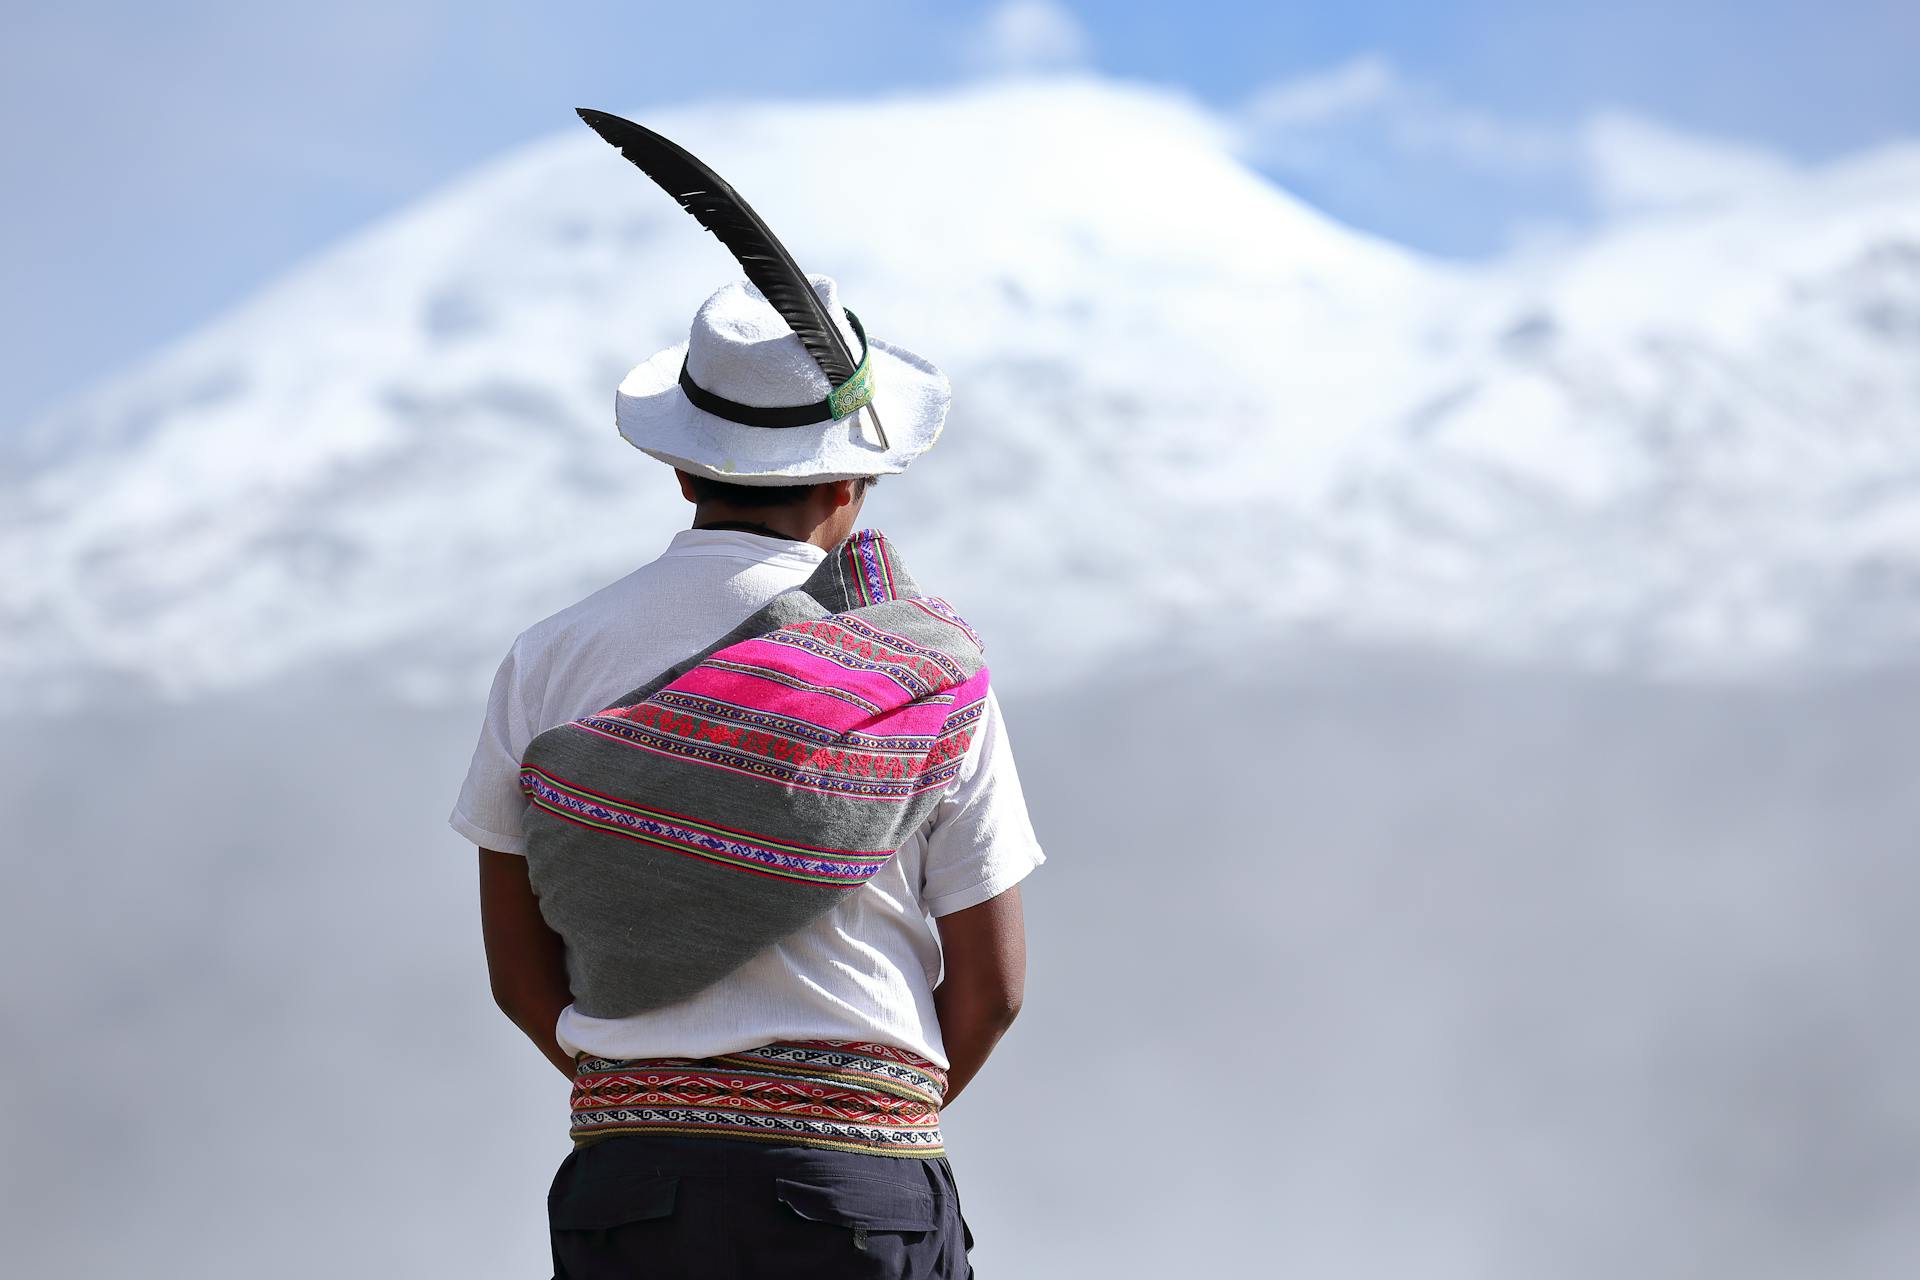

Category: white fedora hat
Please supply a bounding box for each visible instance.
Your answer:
[614,274,950,486]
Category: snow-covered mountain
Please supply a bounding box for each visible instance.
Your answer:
[4,78,1918,708]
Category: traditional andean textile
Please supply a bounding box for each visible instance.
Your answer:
[519,529,988,1018]
[569,1039,949,1158]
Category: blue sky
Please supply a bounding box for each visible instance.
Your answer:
[5,0,1916,430]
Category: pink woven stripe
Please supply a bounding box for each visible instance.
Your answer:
[657,670,964,746]
[705,636,954,707]
[944,668,990,712]
[669,666,886,734]
[742,635,949,699]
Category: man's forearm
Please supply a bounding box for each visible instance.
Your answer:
[478,848,580,1080]
[930,887,1029,1108]
[497,982,577,1079]
[933,985,1020,1107]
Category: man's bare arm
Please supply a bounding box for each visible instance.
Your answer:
[477,848,577,1079]
[931,884,1028,1108]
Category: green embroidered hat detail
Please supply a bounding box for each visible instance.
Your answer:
[827,317,877,420]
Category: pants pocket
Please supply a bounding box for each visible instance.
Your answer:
[772,1170,941,1278]
[549,1173,680,1278]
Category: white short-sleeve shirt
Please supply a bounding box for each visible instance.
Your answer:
[450,527,1045,1069]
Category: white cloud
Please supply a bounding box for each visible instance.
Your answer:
[1242,55,1398,129]
[969,0,1090,74]
[1581,111,1796,216]
[1238,56,1570,180]
[1234,56,1801,250]
[1391,103,1568,176]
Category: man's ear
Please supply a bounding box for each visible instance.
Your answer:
[824,478,859,510]
[676,470,698,504]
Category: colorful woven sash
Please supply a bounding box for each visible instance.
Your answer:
[569,1040,948,1158]
[520,530,988,1019]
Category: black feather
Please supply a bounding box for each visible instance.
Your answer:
[575,108,857,384]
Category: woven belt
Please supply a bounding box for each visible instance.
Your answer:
[569,1040,949,1159]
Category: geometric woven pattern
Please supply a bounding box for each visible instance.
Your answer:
[519,768,899,886]
[570,1039,948,1159]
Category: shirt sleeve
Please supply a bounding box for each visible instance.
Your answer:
[449,636,540,856]
[919,686,1047,917]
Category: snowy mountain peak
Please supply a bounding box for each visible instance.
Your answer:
[5,77,1920,709]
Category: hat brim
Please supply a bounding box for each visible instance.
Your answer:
[614,337,950,486]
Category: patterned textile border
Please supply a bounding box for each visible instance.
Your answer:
[845,530,899,607]
[567,693,986,800]
[570,1040,948,1158]
[909,596,986,651]
[520,766,894,885]
[765,613,972,692]
[649,687,954,751]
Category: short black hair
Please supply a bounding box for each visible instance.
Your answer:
[683,474,876,509]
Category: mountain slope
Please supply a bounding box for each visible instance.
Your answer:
[1345,145,1920,670]
[4,79,1918,708]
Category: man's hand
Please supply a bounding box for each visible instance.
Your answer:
[477,848,578,1079]
[931,884,1028,1108]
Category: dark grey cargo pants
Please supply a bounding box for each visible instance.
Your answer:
[547,1134,976,1278]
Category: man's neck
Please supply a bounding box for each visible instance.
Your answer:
[693,517,801,542]
[691,505,850,551]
